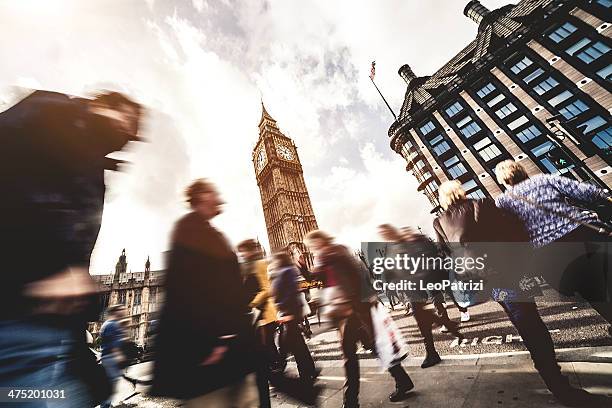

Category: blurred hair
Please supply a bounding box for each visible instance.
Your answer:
[399,226,419,241]
[93,91,141,115]
[439,180,466,210]
[186,178,215,208]
[495,160,529,186]
[106,304,126,316]
[377,223,402,242]
[271,251,293,269]
[237,239,259,252]
[304,229,334,247]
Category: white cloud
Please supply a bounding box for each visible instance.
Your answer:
[0,0,510,273]
[191,0,206,13]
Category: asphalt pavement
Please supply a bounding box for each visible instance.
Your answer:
[108,288,612,407]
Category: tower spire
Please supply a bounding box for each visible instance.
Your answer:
[259,99,277,128]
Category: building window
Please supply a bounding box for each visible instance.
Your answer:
[495,102,518,119]
[444,156,459,167]
[486,93,506,107]
[467,189,486,199]
[548,22,577,43]
[428,133,451,156]
[477,82,496,98]
[455,116,482,138]
[444,156,467,178]
[424,180,439,195]
[531,140,561,174]
[559,99,589,119]
[516,124,542,143]
[596,64,612,81]
[448,163,467,178]
[577,115,607,134]
[508,116,529,131]
[134,290,142,305]
[445,101,463,117]
[592,127,612,152]
[566,39,610,64]
[432,141,451,156]
[461,179,478,192]
[596,0,612,7]
[118,291,126,304]
[460,122,480,138]
[420,121,435,135]
[415,160,427,170]
[533,77,559,95]
[547,90,573,107]
[473,137,502,161]
[510,56,533,74]
[523,68,545,84]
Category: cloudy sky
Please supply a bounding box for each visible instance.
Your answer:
[0,0,514,274]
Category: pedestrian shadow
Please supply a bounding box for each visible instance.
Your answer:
[269,374,322,406]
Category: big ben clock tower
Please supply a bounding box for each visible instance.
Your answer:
[253,101,319,257]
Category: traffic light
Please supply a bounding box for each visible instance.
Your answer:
[545,148,571,169]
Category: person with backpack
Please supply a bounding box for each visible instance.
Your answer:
[434,180,609,407]
[494,160,612,328]
[0,90,142,407]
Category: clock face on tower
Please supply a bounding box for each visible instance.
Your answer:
[256,147,267,172]
[276,144,294,161]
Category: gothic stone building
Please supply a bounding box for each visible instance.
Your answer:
[253,102,319,258]
[389,0,612,212]
[89,249,164,347]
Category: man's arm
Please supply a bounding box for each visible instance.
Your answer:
[549,175,610,203]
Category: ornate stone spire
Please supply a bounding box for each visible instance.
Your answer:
[259,100,277,128]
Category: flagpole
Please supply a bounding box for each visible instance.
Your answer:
[370,77,397,120]
[369,60,397,120]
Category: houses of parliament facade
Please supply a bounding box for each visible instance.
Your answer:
[89,250,164,347]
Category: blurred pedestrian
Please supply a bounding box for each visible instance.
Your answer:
[238,238,281,408]
[378,224,461,369]
[100,305,128,408]
[151,179,259,408]
[268,251,318,385]
[0,90,142,407]
[495,160,612,325]
[305,230,414,406]
[434,180,608,406]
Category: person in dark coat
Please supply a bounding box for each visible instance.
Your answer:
[0,89,141,407]
[434,180,608,407]
[305,230,414,407]
[378,224,461,369]
[151,179,259,407]
[269,251,317,385]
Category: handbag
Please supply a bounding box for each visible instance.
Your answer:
[370,303,407,371]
